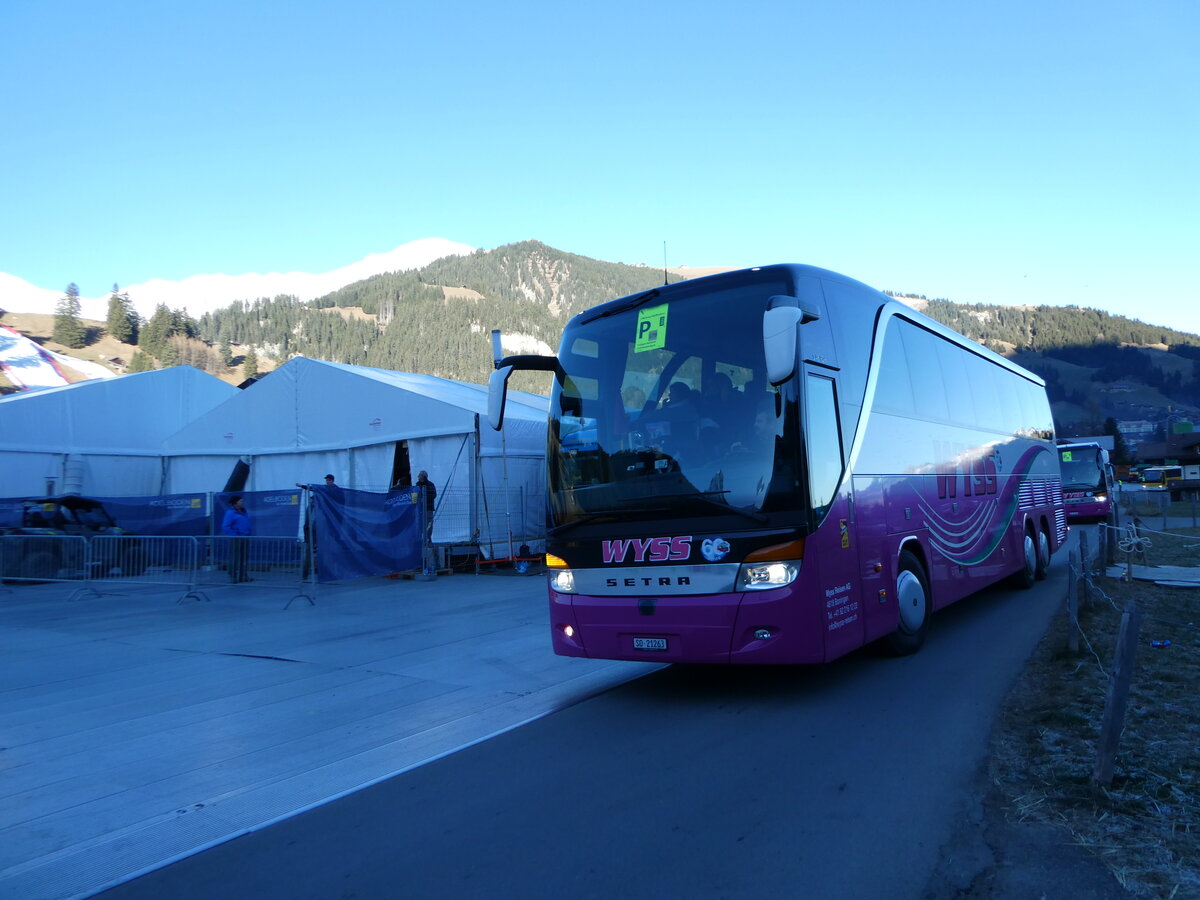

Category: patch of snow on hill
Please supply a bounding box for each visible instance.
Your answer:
[500,333,555,356]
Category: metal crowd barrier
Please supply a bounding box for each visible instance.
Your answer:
[195,536,306,586]
[0,534,314,606]
[89,535,200,585]
[0,534,89,584]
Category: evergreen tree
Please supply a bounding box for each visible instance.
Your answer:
[170,307,198,339]
[158,338,180,367]
[127,350,155,372]
[139,303,174,359]
[122,294,139,344]
[243,349,259,378]
[52,283,88,348]
[104,285,138,343]
[219,340,233,367]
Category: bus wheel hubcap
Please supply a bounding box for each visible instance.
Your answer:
[897,569,925,633]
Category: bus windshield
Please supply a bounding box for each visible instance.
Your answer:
[1058,447,1106,491]
[547,277,808,531]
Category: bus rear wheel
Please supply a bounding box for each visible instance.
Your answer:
[1034,526,1050,581]
[1013,525,1038,589]
[885,550,929,656]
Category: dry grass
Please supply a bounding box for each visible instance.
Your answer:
[990,525,1200,898]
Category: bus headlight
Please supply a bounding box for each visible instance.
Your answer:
[550,569,576,593]
[737,560,801,591]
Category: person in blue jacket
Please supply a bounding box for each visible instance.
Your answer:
[221,495,252,583]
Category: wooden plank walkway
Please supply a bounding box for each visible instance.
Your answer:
[0,574,655,899]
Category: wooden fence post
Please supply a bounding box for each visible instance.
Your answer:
[1092,600,1141,787]
[1129,518,1148,567]
[1078,529,1091,608]
[1066,550,1079,654]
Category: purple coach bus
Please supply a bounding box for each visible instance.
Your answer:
[489,265,1067,664]
[1057,442,1114,522]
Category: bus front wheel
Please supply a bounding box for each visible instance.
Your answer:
[885,550,929,656]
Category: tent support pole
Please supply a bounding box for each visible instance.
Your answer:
[501,424,514,561]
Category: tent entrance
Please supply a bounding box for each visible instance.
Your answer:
[390,441,412,490]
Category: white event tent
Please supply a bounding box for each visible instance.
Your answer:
[0,366,239,498]
[158,357,549,550]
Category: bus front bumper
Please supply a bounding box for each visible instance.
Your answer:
[549,585,825,664]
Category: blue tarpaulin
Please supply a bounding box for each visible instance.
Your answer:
[0,498,22,528]
[308,484,422,581]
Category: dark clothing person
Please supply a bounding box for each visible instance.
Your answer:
[416,471,436,539]
[295,474,337,489]
[221,496,252,583]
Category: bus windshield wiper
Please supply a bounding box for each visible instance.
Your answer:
[578,289,660,325]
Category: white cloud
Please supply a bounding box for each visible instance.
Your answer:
[0,238,476,321]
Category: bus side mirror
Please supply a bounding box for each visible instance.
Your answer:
[488,365,513,431]
[763,306,804,385]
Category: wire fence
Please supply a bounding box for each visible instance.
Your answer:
[1062,517,1200,786]
[1115,484,1200,528]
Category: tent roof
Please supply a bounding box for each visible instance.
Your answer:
[161,357,547,456]
[0,365,239,454]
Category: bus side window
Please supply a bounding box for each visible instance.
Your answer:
[994,366,1024,437]
[902,326,950,423]
[964,353,1001,430]
[1022,380,1054,440]
[874,319,915,417]
[806,374,844,515]
[936,337,974,427]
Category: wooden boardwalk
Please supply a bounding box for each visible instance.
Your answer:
[0,574,653,899]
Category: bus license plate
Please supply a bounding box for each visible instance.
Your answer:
[633,637,668,651]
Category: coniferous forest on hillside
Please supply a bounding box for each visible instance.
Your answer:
[18,241,1200,434]
[194,242,686,386]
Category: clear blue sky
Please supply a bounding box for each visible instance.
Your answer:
[3,1,1197,334]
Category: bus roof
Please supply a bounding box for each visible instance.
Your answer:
[569,263,1045,388]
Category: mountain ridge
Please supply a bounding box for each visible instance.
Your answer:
[4,242,1199,436]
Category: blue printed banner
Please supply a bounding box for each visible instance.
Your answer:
[0,493,210,535]
[99,494,210,535]
[216,490,304,537]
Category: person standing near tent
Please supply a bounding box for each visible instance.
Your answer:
[416,471,436,540]
[222,495,252,583]
[295,473,338,490]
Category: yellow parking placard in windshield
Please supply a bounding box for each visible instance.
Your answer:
[635,304,668,352]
